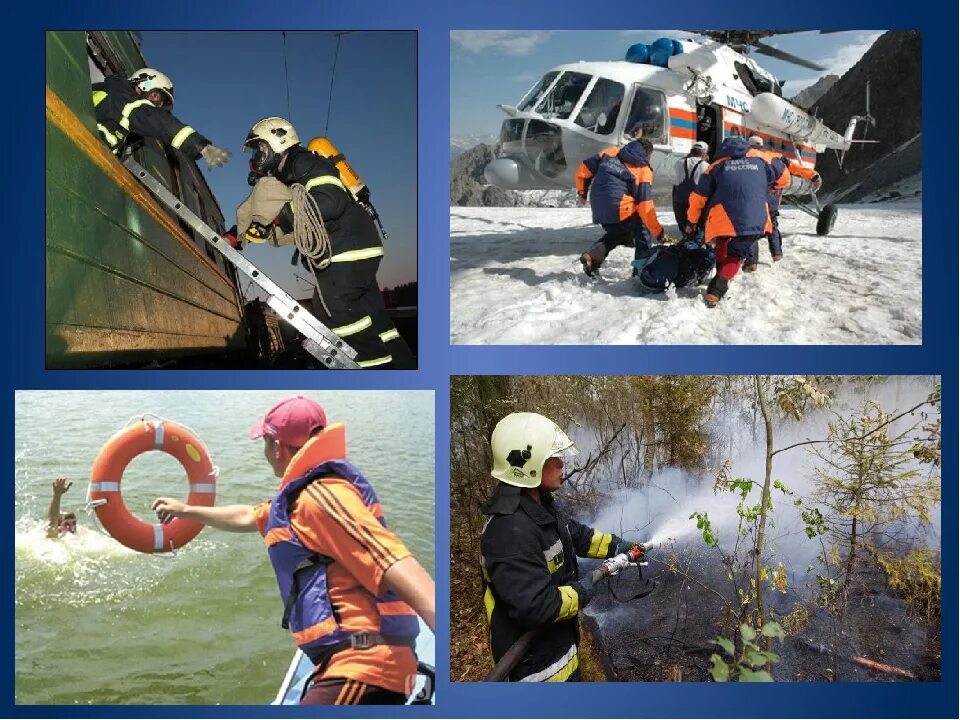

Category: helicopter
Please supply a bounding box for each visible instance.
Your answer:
[483,31,876,235]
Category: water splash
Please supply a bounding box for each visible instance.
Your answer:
[16,522,136,565]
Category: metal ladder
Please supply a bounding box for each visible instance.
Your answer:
[123,157,359,369]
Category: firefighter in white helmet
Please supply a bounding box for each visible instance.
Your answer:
[227,116,414,369]
[479,412,637,682]
[91,68,231,169]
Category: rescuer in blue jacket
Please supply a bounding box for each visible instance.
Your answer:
[686,136,779,307]
[578,138,664,278]
[743,136,822,270]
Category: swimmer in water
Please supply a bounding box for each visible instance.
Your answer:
[46,477,78,538]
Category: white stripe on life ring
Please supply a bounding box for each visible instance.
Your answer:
[89,482,121,492]
[153,524,165,552]
[189,483,216,493]
[154,422,165,450]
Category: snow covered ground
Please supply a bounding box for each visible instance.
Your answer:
[450,199,922,345]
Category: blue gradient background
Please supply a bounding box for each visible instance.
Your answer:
[14,0,957,717]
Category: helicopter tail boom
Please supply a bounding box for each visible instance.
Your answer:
[747,93,847,150]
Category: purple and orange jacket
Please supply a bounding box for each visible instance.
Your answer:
[255,424,419,694]
[688,137,780,242]
[577,141,663,235]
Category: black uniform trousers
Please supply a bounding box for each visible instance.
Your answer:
[314,256,415,369]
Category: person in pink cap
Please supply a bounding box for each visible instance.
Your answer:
[152,395,435,705]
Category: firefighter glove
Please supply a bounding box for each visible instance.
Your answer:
[200,143,232,169]
[244,222,274,244]
[223,225,241,249]
[571,579,597,609]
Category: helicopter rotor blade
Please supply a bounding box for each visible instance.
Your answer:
[689,30,790,46]
[752,41,827,71]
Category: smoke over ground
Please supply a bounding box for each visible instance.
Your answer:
[562,377,940,681]
[585,377,938,567]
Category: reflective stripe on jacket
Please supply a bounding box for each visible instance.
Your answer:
[90,75,210,158]
[276,144,384,264]
[479,484,620,682]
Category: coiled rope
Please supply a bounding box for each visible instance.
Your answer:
[290,184,333,316]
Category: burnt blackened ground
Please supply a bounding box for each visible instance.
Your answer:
[582,543,940,682]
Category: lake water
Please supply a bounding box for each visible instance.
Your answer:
[15,390,435,705]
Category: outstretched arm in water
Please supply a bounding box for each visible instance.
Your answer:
[46,478,72,538]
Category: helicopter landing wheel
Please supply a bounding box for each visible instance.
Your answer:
[816,203,838,236]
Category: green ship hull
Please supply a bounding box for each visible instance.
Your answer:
[46,31,245,368]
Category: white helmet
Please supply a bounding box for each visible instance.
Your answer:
[129,68,174,106]
[244,117,300,154]
[748,135,764,148]
[490,412,579,488]
[692,140,709,152]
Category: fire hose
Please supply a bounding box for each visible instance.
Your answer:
[484,543,654,682]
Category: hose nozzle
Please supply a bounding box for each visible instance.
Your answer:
[635,540,657,558]
[625,543,646,562]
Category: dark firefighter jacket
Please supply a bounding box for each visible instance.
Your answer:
[479,484,621,682]
[274,144,384,265]
[687,137,778,242]
[91,75,210,158]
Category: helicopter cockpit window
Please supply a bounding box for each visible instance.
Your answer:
[574,78,625,135]
[518,71,559,112]
[534,71,592,120]
[625,87,667,143]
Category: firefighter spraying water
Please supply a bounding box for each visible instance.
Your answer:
[479,412,660,683]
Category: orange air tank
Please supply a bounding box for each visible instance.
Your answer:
[308,136,366,200]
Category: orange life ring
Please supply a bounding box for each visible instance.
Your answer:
[89,419,216,553]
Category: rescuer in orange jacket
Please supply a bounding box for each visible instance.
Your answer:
[574,115,656,203]
[151,396,435,705]
[686,136,780,307]
[578,134,664,278]
[742,136,820,270]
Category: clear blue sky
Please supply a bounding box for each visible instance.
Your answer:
[450,30,882,138]
[140,31,417,298]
